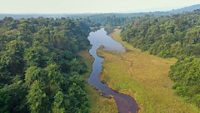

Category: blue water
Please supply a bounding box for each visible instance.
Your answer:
[88,28,138,113]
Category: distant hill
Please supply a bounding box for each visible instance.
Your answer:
[170,4,200,14]
[0,4,200,19]
[137,4,200,16]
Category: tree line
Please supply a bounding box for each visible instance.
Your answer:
[121,9,200,107]
[0,17,91,113]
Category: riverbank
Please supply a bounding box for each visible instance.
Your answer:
[79,51,118,113]
[98,29,199,113]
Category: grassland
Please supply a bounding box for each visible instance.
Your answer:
[98,29,200,113]
[79,51,117,113]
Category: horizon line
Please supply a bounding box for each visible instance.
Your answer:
[0,3,199,15]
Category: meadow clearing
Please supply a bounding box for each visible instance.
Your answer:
[98,29,199,113]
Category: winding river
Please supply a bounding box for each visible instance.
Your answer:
[88,28,139,113]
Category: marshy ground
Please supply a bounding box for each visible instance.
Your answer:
[98,29,199,113]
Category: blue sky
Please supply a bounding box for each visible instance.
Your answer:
[0,0,200,14]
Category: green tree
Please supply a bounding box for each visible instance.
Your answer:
[27,80,48,113]
[24,45,48,67]
[52,91,65,113]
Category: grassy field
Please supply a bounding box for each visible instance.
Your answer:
[98,29,200,113]
[79,51,118,113]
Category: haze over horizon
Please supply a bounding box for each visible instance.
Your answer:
[0,0,200,14]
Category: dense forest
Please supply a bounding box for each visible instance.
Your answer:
[0,17,91,113]
[121,9,200,107]
[87,14,134,34]
[1,6,200,113]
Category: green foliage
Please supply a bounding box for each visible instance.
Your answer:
[169,57,200,107]
[27,80,48,113]
[121,10,200,58]
[25,66,47,87]
[0,17,90,113]
[122,10,200,108]
[52,91,65,113]
[0,80,28,113]
[89,14,132,27]
[24,45,49,67]
[0,40,26,84]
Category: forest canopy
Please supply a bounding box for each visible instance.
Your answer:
[0,17,91,113]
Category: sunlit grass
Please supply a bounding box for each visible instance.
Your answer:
[79,51,118,113]
[98,29,200,113]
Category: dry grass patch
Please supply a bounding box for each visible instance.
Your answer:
[98,30,199,113]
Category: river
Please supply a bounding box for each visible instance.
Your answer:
[88,28,139,113]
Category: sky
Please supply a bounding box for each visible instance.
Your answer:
[0,0,200,14]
